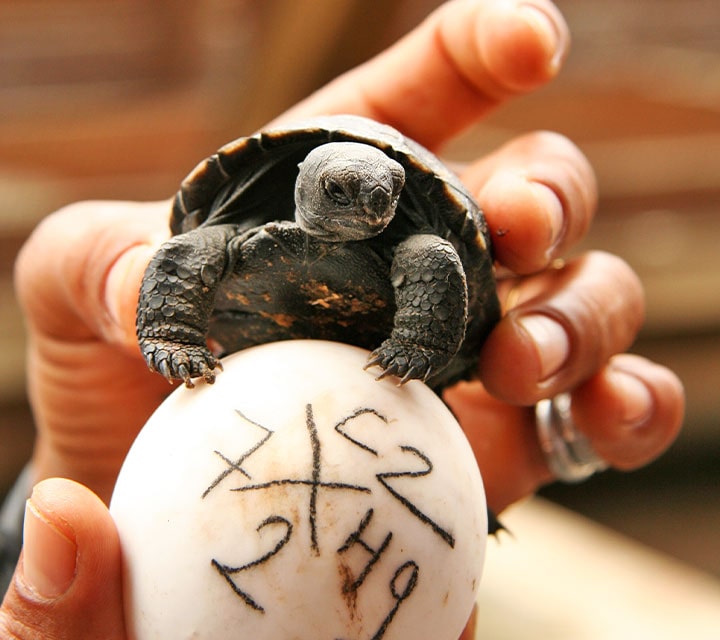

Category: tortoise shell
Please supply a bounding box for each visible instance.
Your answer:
[172,115,489,253]
[139,115,500,390]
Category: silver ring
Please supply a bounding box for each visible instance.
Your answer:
[536,393,609,483]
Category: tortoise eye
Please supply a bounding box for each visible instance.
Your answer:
[324,179,352,206]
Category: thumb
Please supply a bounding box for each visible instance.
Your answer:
[0,478,126,639]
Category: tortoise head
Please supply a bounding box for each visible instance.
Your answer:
[294,142,405,242]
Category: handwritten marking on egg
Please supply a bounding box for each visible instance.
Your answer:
[110,340,487,640]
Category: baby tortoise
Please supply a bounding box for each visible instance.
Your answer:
[137,115,500,392]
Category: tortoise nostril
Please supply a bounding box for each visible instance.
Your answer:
[367,185,391,217]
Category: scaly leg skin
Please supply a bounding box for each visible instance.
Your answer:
[367,234,468,384]
[136,225,238,386]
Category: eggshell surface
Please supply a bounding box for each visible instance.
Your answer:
[110,340,487,640]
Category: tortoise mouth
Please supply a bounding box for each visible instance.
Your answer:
[296,208,392,242]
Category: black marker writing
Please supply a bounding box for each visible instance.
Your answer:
[202,410,274,499]
[334,407,389,455]
[205,403,449,634]
[306,404,322,553]
[333,409,455,547]
[370,560,419,639]
[337,508,392,593]
[376,446,455,548]
[225,404,370,555]
[211,515,292,613]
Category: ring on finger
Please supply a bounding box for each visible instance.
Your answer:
[535,392,608,483]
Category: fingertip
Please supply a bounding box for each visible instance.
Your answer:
[478,308,577,407]
[619,357,685,461]
[3,479,126,638]
[14,199,169,350]
[479,169,564,273]
[515,314,570,381]
[24,478,120,574]
[477,0,570,93]
[517,1,570,76]
[21,496,78,599]
[281,0,571,147]
[465,131,597,274]
[483,252,647,406]
[573,355,685,469]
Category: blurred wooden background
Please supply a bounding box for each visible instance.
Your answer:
[1,0,718,579]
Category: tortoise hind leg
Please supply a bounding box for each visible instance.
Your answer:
[367,233,468,384]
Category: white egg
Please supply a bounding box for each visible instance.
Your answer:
[110,340,487,640]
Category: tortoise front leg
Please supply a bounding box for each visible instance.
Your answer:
[136,225,238,386]
[367,233,468,384]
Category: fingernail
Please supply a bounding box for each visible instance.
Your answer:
[519,3,568,73]
[528,180,564,253]
[22,499,77,598]
[609,368,654,428]
[517,314,569,380]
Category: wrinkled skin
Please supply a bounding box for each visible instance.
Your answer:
[295,142,405,241]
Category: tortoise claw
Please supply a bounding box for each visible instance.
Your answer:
[200,363,216,385]
[140,339,219,387]
[366,339,448,386]
[363,354,383,371]
[177,363,195,388]
[374,363,400,382]
[399,365,432,386]
[158,358,172,381]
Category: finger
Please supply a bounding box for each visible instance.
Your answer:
[571,354,685,469]
[15,199,171,351]
[444,356,685,511]
[0,479,126,639]
[276,0,570,148]
[15,202,172,502]
[444,382,552,511]
[460,131,597,274]
[459,605,478,640]
[478,251,645,406]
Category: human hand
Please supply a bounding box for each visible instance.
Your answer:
[4,0,683,638]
